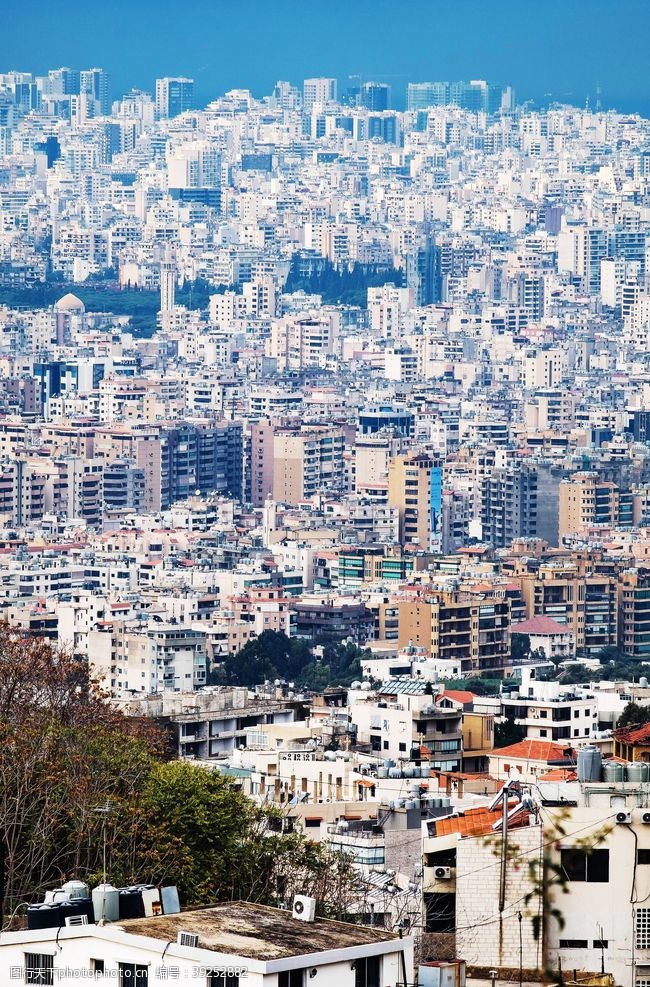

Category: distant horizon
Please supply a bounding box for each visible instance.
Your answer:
[4,0,650,118]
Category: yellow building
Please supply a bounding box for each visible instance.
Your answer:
[396,589,511,675]
[388,451,441,551]
[558,472,618,540]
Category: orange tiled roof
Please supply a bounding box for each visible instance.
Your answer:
[439,689,475,705]
[488,739,568,761]
[538,768,578,782]
[613,722,650,745]
[434,801,529,839]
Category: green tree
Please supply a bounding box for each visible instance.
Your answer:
[0,628,161,923]
[616,702,650,729]
[222,630,313,687]
[511,632,531,662]
[494,711,526,748]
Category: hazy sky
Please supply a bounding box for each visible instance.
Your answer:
[3,0,649,114]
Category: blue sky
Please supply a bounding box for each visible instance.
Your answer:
[3,0,649,113]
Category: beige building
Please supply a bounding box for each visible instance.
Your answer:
[272,426,345,504]
[559,472,619,539]
[521,347,566,389]
[388,451,441,550]
[267,311,338,371]
[396,589,511,675]
[513,557,618,656]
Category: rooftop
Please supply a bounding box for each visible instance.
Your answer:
[512,615,573,635]
[432,801,530,839]
[118,901,398,960]
[488,739,570,761]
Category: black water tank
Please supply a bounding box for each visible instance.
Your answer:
[118,888,145,919]
[27,904,62,930]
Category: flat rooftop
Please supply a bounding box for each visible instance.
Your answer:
[118,901,398,960]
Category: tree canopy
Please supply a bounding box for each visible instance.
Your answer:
[616,702,650,730]
[220,630,366,690]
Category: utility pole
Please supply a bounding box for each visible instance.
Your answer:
[499,785,508,912]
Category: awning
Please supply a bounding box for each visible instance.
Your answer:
[358,779,376,788]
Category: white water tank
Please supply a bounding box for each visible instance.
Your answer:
[92,884,119,923]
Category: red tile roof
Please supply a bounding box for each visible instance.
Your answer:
[538,768,578,781]
[512,615,572,635]
[489,739,568,761]
[439,689,475,705]
[434,801,529,839]
[613,722,650,745]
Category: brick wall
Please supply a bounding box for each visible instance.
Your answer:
[455,824,544,973]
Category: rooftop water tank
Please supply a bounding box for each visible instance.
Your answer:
[92,884,119,923]
[62,880,89,901]
[603,761,625,783]
[27,904,61,930]
[577,745,602,783]
[627,762,650,783]
[118,887,145,920]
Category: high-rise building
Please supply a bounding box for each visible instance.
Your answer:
[166,139,221,209]
[481,466,539,549]
[405,238,441,306]
[302,78,337,113]
[46,67,80,96]
[406,82,449,110]
[361,81,390,111]
[407,79,512,113]
[159,247,176,330]
[271,426,345,504]
[558,473,619,539]
[388,452,442,551]
[80,68,110,115]
[155,77,194,119]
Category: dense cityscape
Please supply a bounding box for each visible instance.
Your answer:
[1,39,650,987]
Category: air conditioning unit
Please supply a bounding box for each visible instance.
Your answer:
[65,915,88,927]
[177,931,199,948]
[434,866,452,880]
[292,895,317,922]
[616,811,632,825]
[642,812,650,825]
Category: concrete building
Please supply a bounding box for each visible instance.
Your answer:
[388,452,442,552]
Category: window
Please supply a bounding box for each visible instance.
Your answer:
[559,940,588,949]
[540,729,548,737]
[119,964,148,986]
[25,953,54,985]
[398,742,407,752]
[279,971,305,987]
[208,973,240,987]
[560,848,609,883]
[638,850,650,865]
[593,940,608,949]
[637,909,650,950]
[355,956,381,987]
[424,892,456,933]
[91,959,105,975]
